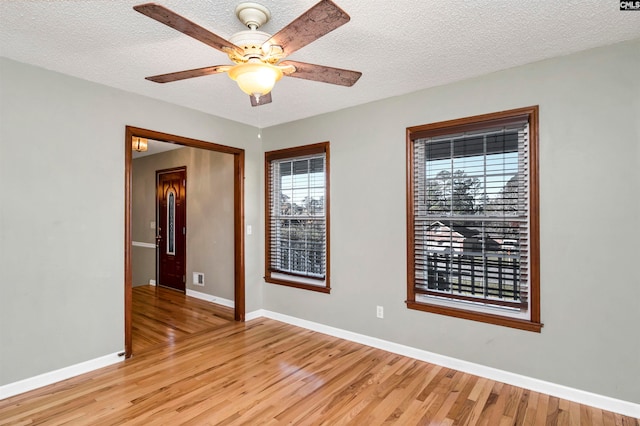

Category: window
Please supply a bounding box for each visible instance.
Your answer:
[406,107,541,331]
[265,142,330,293]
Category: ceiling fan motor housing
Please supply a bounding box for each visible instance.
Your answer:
[230,3,279,62]
[229,30,271,51]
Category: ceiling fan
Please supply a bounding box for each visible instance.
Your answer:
[133,0,362,106]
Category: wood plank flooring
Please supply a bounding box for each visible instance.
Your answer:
[1,288,637,425]
[132,285,234,353]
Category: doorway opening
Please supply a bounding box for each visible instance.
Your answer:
[124,126,245,358]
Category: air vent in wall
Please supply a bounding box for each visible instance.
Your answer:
[193,272,205,286]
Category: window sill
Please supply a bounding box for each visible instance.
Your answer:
[406,300,543,332]
[265,276,330,294]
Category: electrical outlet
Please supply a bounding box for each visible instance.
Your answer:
[376,305,384,319]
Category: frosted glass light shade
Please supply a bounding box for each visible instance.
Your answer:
[228,62,283,97]
[132,137,148,152]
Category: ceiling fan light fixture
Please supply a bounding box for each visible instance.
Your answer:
[135,1,361,107]
[228,61,283,99]
[132,136,148,152]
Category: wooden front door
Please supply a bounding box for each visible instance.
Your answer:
[156,168,186,292]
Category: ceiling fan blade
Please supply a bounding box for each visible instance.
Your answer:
[280,61,361,87]
[146,65,231,83]
[250,92,273,107]
[263,0,350,57]
[133,3,243,56]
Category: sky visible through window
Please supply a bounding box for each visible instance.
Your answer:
[426,152,518,206]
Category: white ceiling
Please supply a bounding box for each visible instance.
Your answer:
[1,1,639,128]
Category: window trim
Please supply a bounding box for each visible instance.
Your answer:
[265,142,331,293]
[406,106,541,332]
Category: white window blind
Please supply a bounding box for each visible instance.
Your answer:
[268,153,327,280]
[412,121,530,311]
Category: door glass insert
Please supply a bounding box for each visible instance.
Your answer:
[167,188,176,255]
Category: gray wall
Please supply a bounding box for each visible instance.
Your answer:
[261,39,640,403]
[132,245,155,288]
[0,58,262,385]
[132,147,235,300]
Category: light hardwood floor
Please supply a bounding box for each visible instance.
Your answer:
[0,287,637,425]
[132,285,234,353]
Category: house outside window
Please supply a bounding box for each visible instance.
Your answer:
[406,106,541,331]
[265,142,330,293]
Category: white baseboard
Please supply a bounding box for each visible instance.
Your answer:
[0,352,123,400]
[186,289,234,308]
[259,310,640,418]
[245,309,266,322]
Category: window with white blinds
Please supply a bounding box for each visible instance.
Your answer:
[406,107,541,331]
[265,142,330,293]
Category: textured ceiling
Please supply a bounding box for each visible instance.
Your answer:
[1,1,639,128]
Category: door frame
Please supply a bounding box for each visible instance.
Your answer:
[124,126,245,358]
[156,166,187,293]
